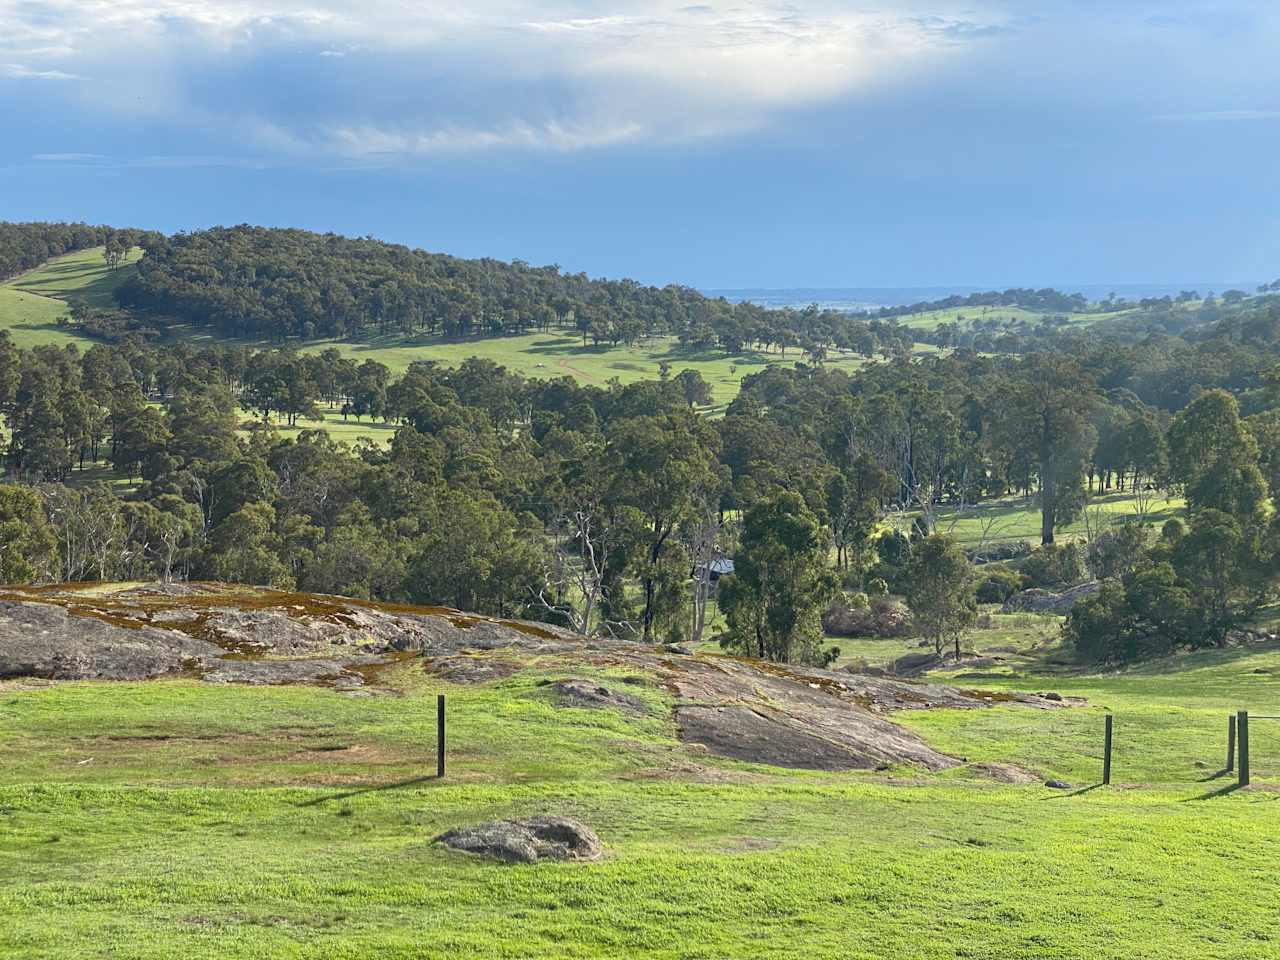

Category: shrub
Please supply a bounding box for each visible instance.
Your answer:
[967,541,1032,564]
[1021,542,1087,588]
[1086,523,1147,580]
[975,566,1026,603]
[822,594,913,638]
[875,529,911,566]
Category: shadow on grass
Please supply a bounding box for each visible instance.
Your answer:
[1183,782,1245,801]
[1197,768,1232,782]
[1121,639,1280,678]
[1039,783,1105,799]
[295,774,440,807]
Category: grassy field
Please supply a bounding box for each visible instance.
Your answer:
[0,248,889,414]
[5,246,143,308]
[0,247,141,350]
[2,609,1279,958]
[929,489,1184,547]
[291,334,900,413]
[892,304,1151,332]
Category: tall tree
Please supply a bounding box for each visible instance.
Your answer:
[1001,356,1098,544]
[606,412,724,641]
[0,486,57,583]
[718,492,838,665]
[903,534,977,660]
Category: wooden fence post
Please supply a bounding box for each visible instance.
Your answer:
[1238,710,1249,788]
[1103,714,1113,785]
[1226,714,1236,774]
[437,694,446,779]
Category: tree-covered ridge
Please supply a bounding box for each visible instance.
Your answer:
[112,225,912,357]
[870,287,1094,321]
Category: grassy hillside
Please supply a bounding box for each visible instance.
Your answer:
[1,600,1277,959]
[293,334,898,413]
[5,246,143,307]
[0,248,892,414]
[893,303,1150,331]
[0,287,77,349]
[0,246,141,350]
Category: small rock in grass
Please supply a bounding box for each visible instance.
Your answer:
[1041,691,1063,702]
[551,678,647,714]
[436,816,603,864]
[1044,779,1072,790]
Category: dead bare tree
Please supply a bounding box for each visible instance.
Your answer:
[535,508,613,636]
[681,497,723,647]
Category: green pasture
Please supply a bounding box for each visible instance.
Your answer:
[892,304,1148,332]
[294,333,889,413]
[928,489,1184,547]
[0,246,140,350]
[3,616,1279,958]
[5,246,142,308]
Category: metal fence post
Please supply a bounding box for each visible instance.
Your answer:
[1103,714,1113,785]
[1238,710,1249,788]
[1226,714,1236,774]
[437,693,446,778]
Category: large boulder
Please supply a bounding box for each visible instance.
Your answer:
[436,816,603,864]
[1001,581,1099,614]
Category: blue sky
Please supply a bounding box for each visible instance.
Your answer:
[1,1,1277,289]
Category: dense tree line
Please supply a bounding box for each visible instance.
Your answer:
[7,321,1280,665]
[869,287,1093,322]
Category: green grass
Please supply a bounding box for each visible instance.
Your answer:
[0,250,942,419]
[0,287,80,348]
[0,247,141,350]
[891,304,1159,332]
[894,305,1047,331]
[3,624,1280,958]
[930,489,1184,547]
[5,246,142,308]
[293,333,886,413]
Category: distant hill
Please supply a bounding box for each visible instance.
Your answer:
[111,224,912,359]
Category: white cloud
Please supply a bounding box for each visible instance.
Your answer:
[32,152,106,162]
[1,62,79,80]
[0,1,1014,157]
[329,119,648,156]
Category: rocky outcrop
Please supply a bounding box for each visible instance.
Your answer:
[0,581,1080,775]
[0,598,221,681]
[436,816,603,864]
[1001,581,1100,614]
[0,583,581,685]
[662,656,1067,771]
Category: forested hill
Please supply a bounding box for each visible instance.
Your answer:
[111,224,907,356]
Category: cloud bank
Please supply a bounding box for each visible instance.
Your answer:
[0,1,1011,159]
